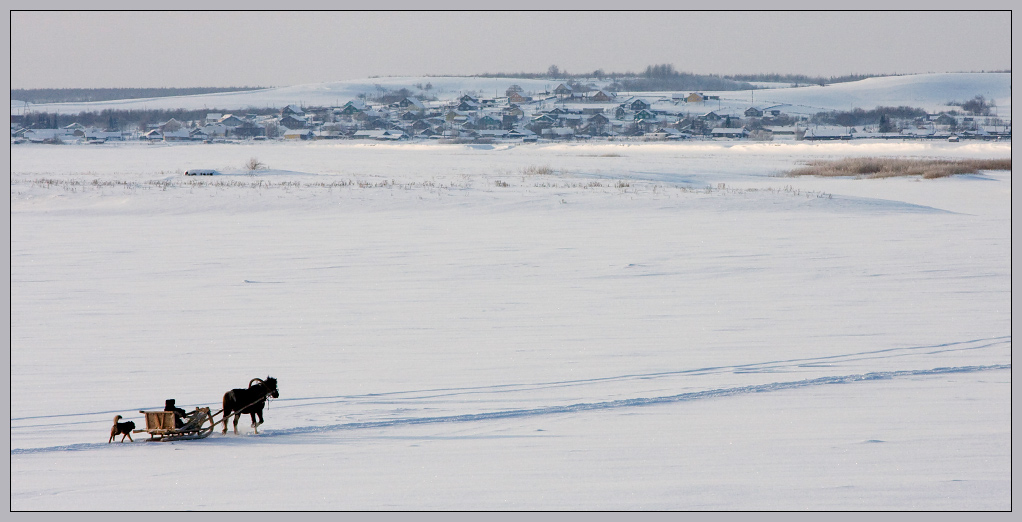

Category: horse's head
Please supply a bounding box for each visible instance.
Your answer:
[265,376,280,398]
[250,376,280,398]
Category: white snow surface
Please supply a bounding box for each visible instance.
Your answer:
[11,73,1012,118]
[10,139,1011,510]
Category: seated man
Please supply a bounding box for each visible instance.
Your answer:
[164,399,188,428]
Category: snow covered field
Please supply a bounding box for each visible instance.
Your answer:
[10,139,1011,510]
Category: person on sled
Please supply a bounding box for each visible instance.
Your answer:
[164,399,188,428]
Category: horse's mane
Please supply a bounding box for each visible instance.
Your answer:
[249,376,278,389]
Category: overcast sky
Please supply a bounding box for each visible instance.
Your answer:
[10,11,1012,89]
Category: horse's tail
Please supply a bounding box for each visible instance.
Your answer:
[223,391,234,416]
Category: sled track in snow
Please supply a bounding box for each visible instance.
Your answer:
[11,363,1009,455]
[10,335,1010,426]
[270,335,1010,407]
[264,364,1012,437]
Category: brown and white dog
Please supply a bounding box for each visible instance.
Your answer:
[109,415,136,443]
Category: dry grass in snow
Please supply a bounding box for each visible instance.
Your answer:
[787,157,1011,179]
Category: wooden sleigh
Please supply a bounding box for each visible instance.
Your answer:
[133,407,217,442]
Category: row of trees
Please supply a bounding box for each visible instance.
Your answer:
[948,95,996,116]
[810,106,929,129]
[365,87,439,104]
[475,64,890,90]
[478,63,754,91]
[610,64,755,92]
[722,72,881,86]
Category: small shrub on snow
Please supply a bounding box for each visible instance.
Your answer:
[246,157,267,170]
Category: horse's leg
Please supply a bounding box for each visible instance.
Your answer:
[222,396,231,434]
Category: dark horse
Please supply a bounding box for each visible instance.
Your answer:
[222,377,279,434]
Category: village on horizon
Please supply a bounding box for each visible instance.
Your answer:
[11,76,1012,145]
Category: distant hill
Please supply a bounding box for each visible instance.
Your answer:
[11,87,270,104]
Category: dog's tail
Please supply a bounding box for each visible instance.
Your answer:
[113,415,122,424]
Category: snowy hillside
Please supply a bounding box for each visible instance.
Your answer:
[11,73,1011,117]
[10,76,566,115]
[704,72,1011,117]
[615,72,1011,118]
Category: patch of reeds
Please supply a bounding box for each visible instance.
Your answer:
[521,165,554,175]
[787,157,1011,179]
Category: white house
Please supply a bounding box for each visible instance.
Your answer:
[801,127,851,140]
[710,127,749,138]
[163,129,192,141]
[23,128,74,142]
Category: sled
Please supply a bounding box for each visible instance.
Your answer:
[133,407,217,442]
